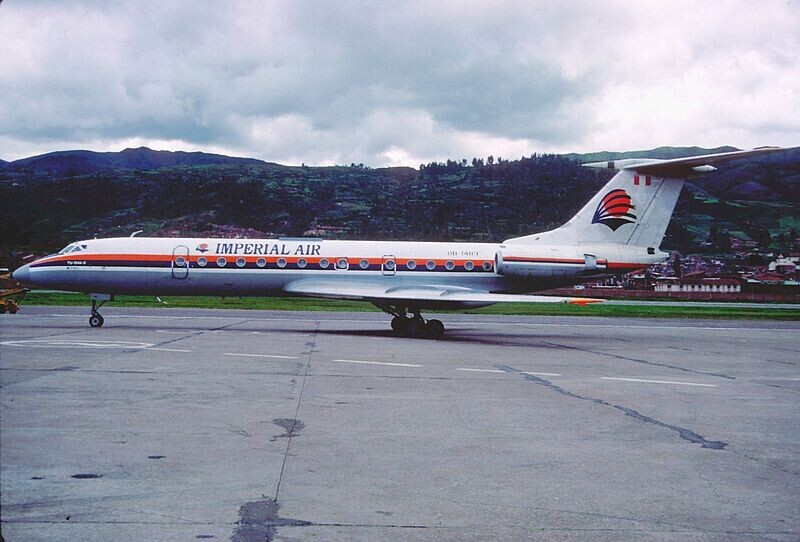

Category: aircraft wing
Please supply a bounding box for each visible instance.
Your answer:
[283,279,601,306]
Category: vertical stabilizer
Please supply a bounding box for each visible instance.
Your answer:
[505,169,683,249]
[504,147,788,249]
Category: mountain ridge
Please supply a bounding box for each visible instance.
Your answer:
[5,146,267,176]
[2,145,757,174]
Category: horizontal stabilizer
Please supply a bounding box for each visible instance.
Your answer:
[582,147,787,176]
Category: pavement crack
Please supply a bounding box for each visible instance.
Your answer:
[231,497,433,541]
[230,322,318,542]
[271,418,305,440]
[540,341,735,380]
[728,449,800,478]
[497,365,728,450]
[274,322,318,502]
[146,319,249,350]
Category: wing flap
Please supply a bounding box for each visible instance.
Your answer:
[284,279,601,305]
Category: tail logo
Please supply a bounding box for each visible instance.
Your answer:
[592,189,636,231]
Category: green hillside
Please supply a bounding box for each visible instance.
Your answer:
[2,147,798,265]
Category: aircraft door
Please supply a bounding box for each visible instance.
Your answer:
[172,245,190,279]
[382,255,396,276]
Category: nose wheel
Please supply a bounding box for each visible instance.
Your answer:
[88,296,111,327]
[89,313,104,328]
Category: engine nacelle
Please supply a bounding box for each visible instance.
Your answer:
[494,246,607,278]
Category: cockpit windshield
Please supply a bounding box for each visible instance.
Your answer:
[56,243,87,255]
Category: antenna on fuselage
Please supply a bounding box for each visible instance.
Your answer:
[130,230,144,237]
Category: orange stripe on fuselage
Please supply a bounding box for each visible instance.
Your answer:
[35,252,647,272]
[503,257,609,265]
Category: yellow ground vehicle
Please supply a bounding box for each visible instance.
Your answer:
[0,272,27,314]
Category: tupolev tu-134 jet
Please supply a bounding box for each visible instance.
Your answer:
[12,147,789,338]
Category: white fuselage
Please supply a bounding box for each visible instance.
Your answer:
[20,236,659,298]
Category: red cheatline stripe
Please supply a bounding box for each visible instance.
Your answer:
[504,257,583,264]
[34,253,496,268]
[40,253,169,263]
[36,252,646,271]
[605,262,647,271]
[504,258,645,269]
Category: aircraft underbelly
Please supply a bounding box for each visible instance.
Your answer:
[28,266,578,296]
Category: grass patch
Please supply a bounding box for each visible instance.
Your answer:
[21,292,374,312]
[470,302,798,320]
[18,291,799,320]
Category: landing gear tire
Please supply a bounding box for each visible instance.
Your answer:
[391,315,408,333]
[424,319,445,339]
[378,305,445,340]
[405,318,423,338]
[89,314,104,328]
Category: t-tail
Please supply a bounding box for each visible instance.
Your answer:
[493,147,788,280]
[504,147,785,252]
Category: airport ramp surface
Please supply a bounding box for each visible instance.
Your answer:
[1,307,799,541]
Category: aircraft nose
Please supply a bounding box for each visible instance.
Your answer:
[12,264,31,284]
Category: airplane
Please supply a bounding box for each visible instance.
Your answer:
[11,147,788,338]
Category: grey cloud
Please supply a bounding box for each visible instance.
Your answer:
[0,0,797,164]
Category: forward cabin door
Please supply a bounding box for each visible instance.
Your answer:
[171,245,190,279]
[382,255,396,276]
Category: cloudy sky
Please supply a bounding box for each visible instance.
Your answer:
[1,0,798,166]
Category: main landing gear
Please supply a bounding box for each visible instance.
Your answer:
[380,305,445,339]
[88,294,113,328]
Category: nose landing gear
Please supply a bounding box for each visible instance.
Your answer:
[89,312,104,327]
[88,294,113,327]
[384,306,445,339]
